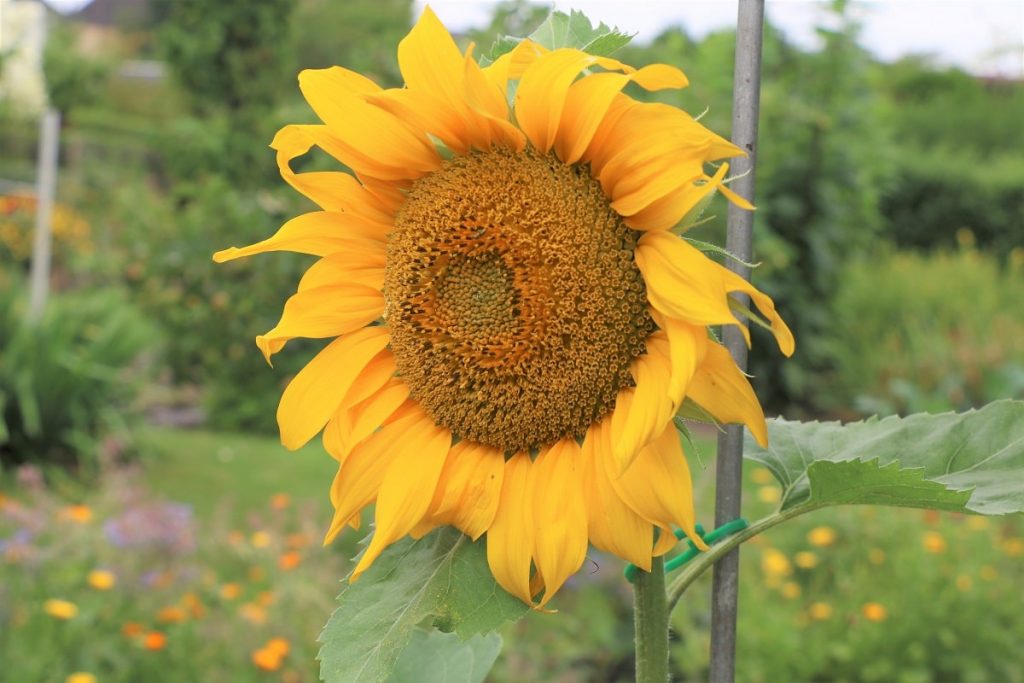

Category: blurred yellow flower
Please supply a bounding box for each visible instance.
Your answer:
[270,493,291,510]
[807,526,837,548]
[922,531,947,554]
[252,647,283,671]
[156,606,187,624]
[751,468,774,485]
[44,599,78,620]
[780,582,801,599]
[181,592,206,619]
[143,631,167,651]
[60,505,93,524]
[65,673,96,683]
[861,602,887,622]
[980,565,998,581]
[794,551,819,569]
[251,531,272,548]
[278,551,302,571]
[868,548,886,565]
[240,602,268,625]
[220,583,242,600]
[966,516,989,531]
[808,602,833,621]
[257,591,276,607]
[87,569,116,591]
[761,548,792,579]
[757,486,781,504]
[1001,538,1024,557]
[267,638,291,656]
[956,575,973,592]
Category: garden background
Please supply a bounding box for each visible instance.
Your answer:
[1,0,1022,681]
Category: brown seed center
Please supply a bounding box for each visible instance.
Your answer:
[384,147,654,453]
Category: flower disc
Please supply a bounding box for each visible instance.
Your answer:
[385,147,655,453]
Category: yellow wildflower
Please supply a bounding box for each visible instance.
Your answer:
[44,599,78,620]
[87,569,116,591]
[861,602,887,622]
[807,526,836,548]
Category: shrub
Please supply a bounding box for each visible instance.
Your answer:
[0,274,158,471]
[821,248,1024,415]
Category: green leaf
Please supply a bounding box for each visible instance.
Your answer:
[746,400,1024,515]
[388,630,502,683]
[527,10,633,55]
[318,528,527,683]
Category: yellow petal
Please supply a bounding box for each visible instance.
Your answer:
[608,422,705,550]
[554,63,688,165]
[531,438,588,607]
[298,68,440,180]
[582,419,654,569]
[423,440,505,540]
[621,163,729,231]
[213,211,387,263]
[336,381,411,459]
[687,341,768,447]
[324,410,418,543]
[398,7,466,110]
[267,125,404,213]
[276,326,389,450]
[351,414,452,580]
[666,316,708,405]
[463,50,527,152]
[297,251,386,293]
[611,334,675,471]
[515,48,631,153]
[720,270,795,357]
[637,230,736,327]
[256,285,384,362]
[486,453,536,605]
[320,351,400,462]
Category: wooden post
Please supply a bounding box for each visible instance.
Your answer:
[709,2,765,682]
[27,107,60,323]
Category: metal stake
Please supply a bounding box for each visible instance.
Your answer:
[709,2,765,682]
[28,107,61,323]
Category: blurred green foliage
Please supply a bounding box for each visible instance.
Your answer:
[42,22,111,117]
[0,272,158,472]
[824,247,1024,415]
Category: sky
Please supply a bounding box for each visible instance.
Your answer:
[41,0,1024,76]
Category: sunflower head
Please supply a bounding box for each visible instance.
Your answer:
[214,7,794,608]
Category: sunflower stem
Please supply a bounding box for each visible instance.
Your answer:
[633,556,670,683]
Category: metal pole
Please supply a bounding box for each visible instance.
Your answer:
[709,2,765,682]
[28,107,61,323]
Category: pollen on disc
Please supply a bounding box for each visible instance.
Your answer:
[385,147,654,453]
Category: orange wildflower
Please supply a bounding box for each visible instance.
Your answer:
[861,602,887,622]
[143,631,167,651]
[122,621,144,638]
[922,531,947,554]
[266,638,290,656]
[156,606,187,624]
[61,505,93,523]
[278,551,302,571]
[252,647,283,672]
[270,493,291,510]
[220,583,242,600]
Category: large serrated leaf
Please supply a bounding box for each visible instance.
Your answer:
[745,400,1024,515]
[388,630,502,683]
[318,528,527,683]
[525,9,633,55]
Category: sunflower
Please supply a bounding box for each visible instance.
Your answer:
[214,8,794,607]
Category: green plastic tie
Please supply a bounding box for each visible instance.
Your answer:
[624,519,748,582]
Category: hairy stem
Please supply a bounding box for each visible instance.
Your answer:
[634,556,670,683]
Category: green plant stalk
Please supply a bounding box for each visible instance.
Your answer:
[666,505,812,611]
[633,555,670,683]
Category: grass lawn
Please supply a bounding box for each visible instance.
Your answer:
[135,426,336,522]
